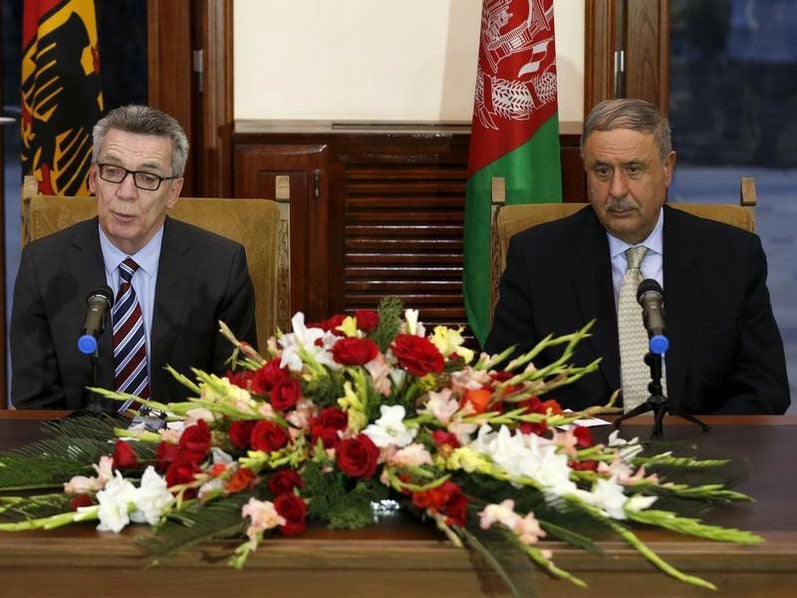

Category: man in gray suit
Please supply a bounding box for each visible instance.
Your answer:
[485,98,789,414]
[11,105,257,411]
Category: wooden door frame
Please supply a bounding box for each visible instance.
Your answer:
[585,0,670,113]
[147,0,233,197]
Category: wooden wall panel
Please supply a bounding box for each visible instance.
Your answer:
[343,165,468,331]
[233,123,585,341]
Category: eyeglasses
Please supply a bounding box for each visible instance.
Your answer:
[96,163,179,191]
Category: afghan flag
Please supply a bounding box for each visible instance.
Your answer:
[21,0,103,196]
[464,0,562,346]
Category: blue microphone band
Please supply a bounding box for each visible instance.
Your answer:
[77,334,99,355]
[649,334,669,355]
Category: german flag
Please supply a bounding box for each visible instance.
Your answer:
[21,0,103,195]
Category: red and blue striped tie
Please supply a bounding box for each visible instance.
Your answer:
[113,258,149,412]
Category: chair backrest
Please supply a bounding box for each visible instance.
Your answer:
[21,179,288,351]
[490,177,758,321]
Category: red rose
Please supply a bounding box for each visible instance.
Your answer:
[156,441,180,472]
[112,440,139,469]
[179,419,212,463]
[165,457,202,489]
[250,420,290,452]
[569,460,599,471]
[519,396,563,416]
[442,487,468,527]
[432,430,461,450]
[490,370,524,397]
[354,309,379,332]
[308,314,346,335]
[227,369,254,390]
[268,469,305,496]
[331,337,379,366]
[274,492,308,535]
[310,407,348,449]
[270,377,302,411]
[518,396,563,436]
[70,494,94,510]
[572,425,594,448]
[391,334,445,377]
[313,406,348,431]
[336,434,380,479]
[251,359,288,395]
[411,480,467,527]
[228,420,256,450]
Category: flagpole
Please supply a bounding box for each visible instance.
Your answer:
[0,114,11,407]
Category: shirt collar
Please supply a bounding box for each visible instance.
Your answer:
[607,207,664,259]
[99,222,164,276]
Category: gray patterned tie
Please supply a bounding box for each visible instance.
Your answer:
[617,246,650,412]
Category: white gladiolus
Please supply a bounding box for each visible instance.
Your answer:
[95,471,137,533]
[131,466,175,525]
[363,405,417,448]
[582,476,631,520]
[279,312,339,372]
[469,425,577,498]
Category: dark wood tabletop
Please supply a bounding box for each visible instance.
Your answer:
[1,411,795,597]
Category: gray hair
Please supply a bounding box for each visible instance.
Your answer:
[580,98,672,162]
[92,105,189,177]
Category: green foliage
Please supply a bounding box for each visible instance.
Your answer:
[303,461,388,529]
[459,524,539,598]
[0,415,139,492]
[370,297,404,353]
[0,493,76,523]
[0,456,89,491]
[143,494,251,562]
[301,370,345,409]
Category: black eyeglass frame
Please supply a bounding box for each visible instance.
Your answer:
[96,163,180,191]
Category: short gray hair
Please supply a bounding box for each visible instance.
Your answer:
[580,98,672,162]
[92,105,189,177]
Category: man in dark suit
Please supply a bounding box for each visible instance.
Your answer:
[485,98,790,415]
[11,105,257,411]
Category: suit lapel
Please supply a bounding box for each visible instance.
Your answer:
[662,206,699,409]
[571,209,620,391]
[68,220,115,389]
[150,219,194,385]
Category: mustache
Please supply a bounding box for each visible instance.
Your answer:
[605,197,640,212]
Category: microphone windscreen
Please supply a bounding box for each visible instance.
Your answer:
[637,278,663,303]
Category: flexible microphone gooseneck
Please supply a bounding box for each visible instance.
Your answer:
[77,285,114,355]
[636,278,669,355]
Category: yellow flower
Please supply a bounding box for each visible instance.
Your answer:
[446,447,491,474]
[337,316,359,338]
[430,325,475,364]
[337,381,367,431]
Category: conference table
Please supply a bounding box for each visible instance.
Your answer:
[0,411,795,597]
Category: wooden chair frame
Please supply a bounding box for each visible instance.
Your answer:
[21,176,290,350]
[489,176,758,322]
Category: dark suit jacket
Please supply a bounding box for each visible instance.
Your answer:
[484,205,790,415]
[10,217,258,410]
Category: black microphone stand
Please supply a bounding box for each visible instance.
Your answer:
[83,341,117,414]
[614,349,709,440]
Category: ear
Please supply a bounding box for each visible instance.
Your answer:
[165,177,183,209]
[663,150,676,187]
[88,165,97,194]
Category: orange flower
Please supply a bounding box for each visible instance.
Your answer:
[460,388,492,414]
[226,467,257,494]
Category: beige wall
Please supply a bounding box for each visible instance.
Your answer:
[234,0,584,124]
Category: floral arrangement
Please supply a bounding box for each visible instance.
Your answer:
[0,298,761,594]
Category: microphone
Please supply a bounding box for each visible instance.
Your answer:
[636,279,669,355]
[77,286,114,355]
